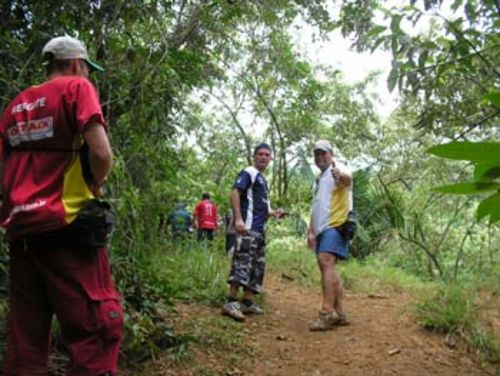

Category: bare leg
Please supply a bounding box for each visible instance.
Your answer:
[317,253,335,312]
[229,283,240,299]
[332,263,344,316]
[242,288,254,301]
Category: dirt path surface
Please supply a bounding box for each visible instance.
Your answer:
[145,273,496,375]
[243,274,494,376]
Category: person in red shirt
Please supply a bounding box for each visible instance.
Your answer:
[193,192,218,241]
[0,36,123,375]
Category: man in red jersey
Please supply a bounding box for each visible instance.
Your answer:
[193,192,219,241]
[0,36,123,375]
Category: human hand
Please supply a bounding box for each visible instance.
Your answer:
[331,167,341,181]
[307,230,316,251]
[90,183,103,198]
[234,218,246,234]
[273,208,289,219]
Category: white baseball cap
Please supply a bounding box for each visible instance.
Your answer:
[42,36,104,72]
[313,140,333,152]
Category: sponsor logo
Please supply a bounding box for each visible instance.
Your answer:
[2,199,47,226]
[8,117,54,146]
[11,199,47,215]
[11,97,46,114]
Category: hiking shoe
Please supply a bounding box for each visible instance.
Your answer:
[240,301,264,315]
[222,301,245,322]
[309,311,338,331]
[334,312,350,326]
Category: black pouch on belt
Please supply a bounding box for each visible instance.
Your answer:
[70,199,115,249]
[335,211,357,241]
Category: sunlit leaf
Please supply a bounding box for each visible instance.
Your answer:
[427,142,500,163]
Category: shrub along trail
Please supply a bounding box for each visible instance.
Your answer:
[144,272,495,375]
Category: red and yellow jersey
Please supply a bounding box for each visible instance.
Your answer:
[0,76,107,239]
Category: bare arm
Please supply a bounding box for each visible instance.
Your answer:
[307,213,316,250]
[230,188,246,234]
[83,123,113,196]
[331,167,352,187]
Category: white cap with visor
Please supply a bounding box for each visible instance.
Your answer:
[42,36,104,72]
[313,140,333,153]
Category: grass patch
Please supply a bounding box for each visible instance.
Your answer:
[142,240,230,305]
[134,307,252,376]
[266,236,319,288]
[267,237,426,295]
[414,280,500,364]
[179,315,251,361]
[341,257,428,294]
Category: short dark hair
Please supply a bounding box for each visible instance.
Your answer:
[202,192,210,200]
[43,55,85,75]
[253,143,272,155]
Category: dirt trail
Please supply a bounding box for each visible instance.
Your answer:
[146,273,496,376]
[235,273,495,376]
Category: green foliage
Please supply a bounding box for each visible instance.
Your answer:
[336,1,500,239]
[145,243,229,305]
[415,283,477,331]
[112,236,231,364]
[428,141,500,223]
[341,257,426,294]
[428,142,500,163]
[1,0,499,368]
[414,280,500,363]
[267,235,320,288]
[266,232,426,295]
[350,169,405,258]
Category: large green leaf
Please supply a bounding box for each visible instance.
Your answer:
[474,162,500,182]
[477,192,500,223]
[427,142,500,163]
[433,182,500,194]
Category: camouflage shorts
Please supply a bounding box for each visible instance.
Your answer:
[227,231,266,294]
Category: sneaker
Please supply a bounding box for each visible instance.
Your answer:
[334,312,350,326]
[222,301,245,322]
[240,301,264,315]
[309,311,338,331]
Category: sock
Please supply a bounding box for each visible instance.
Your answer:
[227,296,237,303]
[242,299,253,307]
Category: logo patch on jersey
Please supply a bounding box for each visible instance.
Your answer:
[11,97,46,114]
[8,117,54,146]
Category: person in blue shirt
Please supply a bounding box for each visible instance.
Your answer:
[222,143,286,321]
[167,203,192,239]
